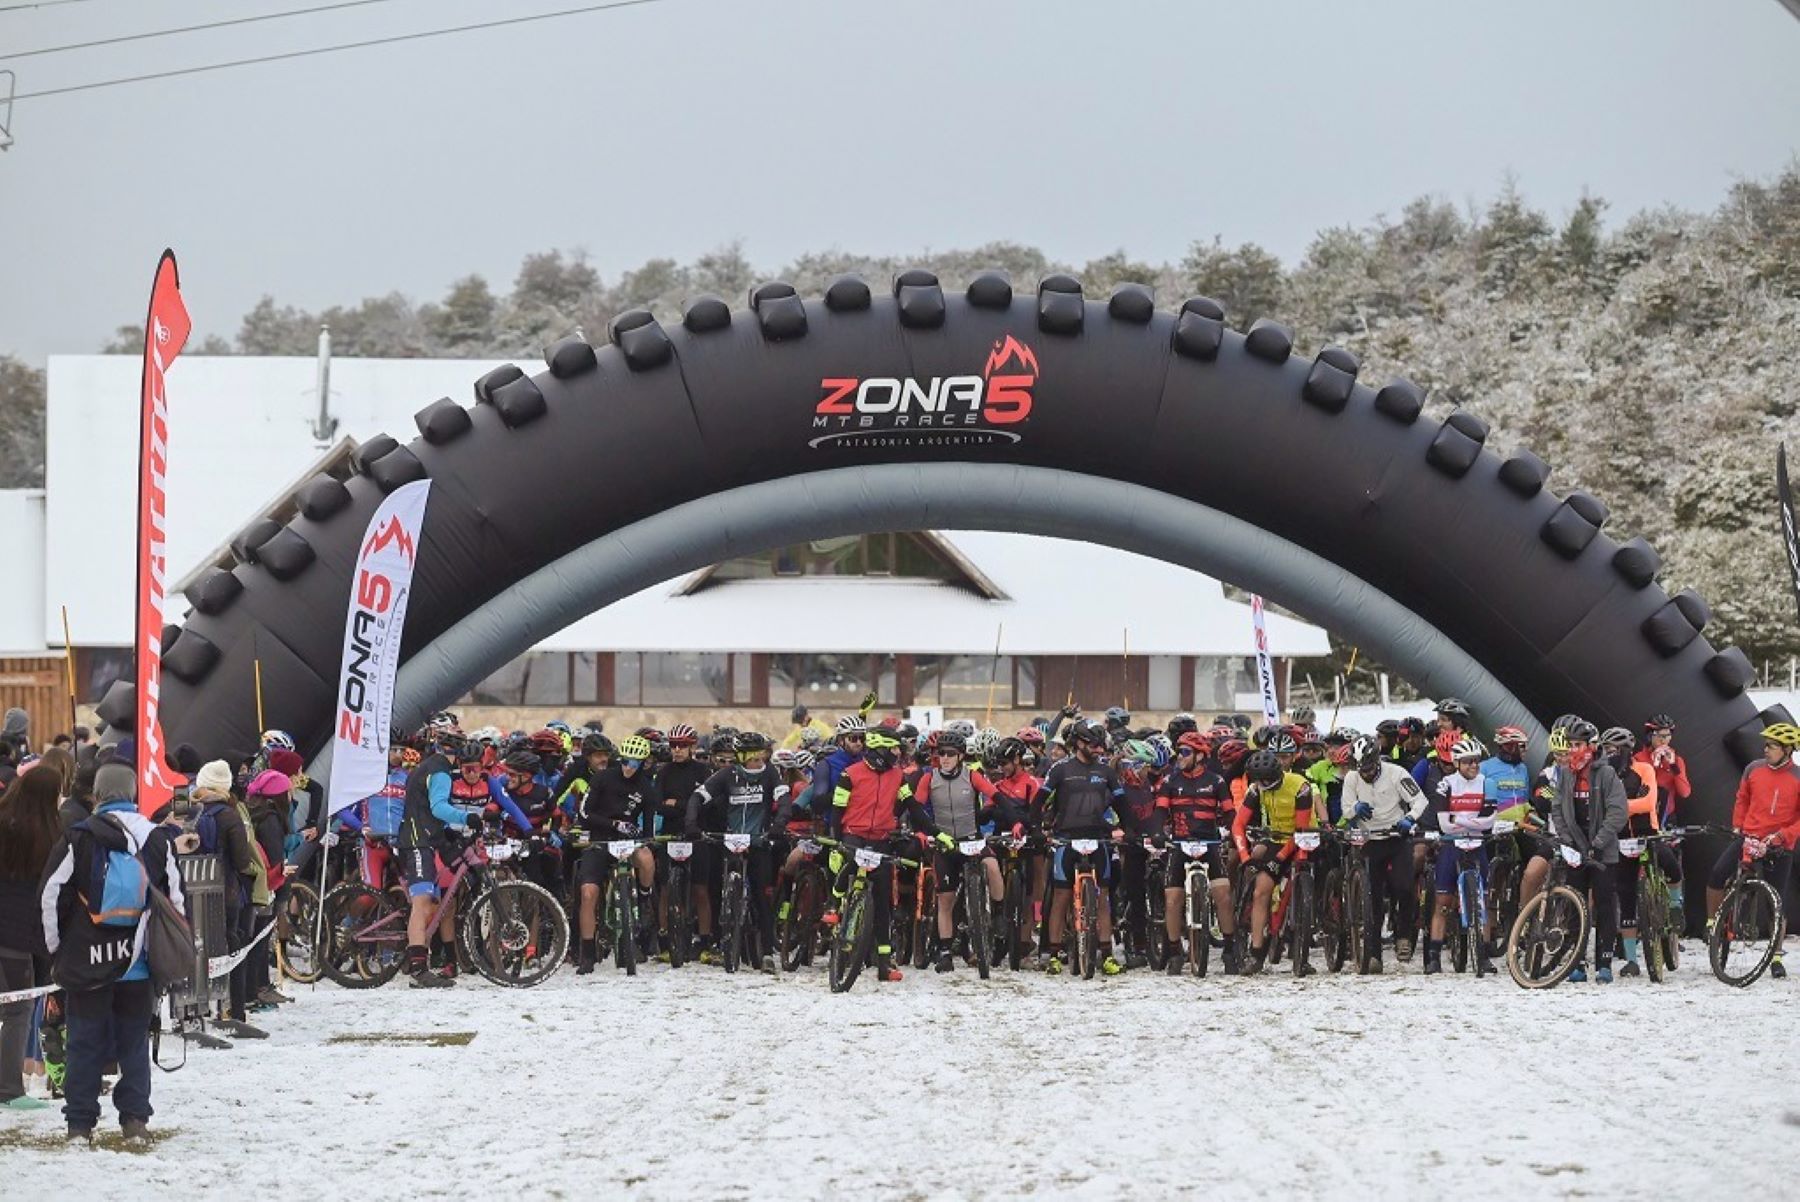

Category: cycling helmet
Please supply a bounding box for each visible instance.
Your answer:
[1761,722,1800,749]
[426,711,460,733]
[1071,719,1109,749]
[1297,727,1326,749]
[1103,706,1131,730]
[470,726,501,747]
[668,723,698,747]
[636,725,666,744]
[1217,739,1250,770]
[771,748,799,770]
[836,715,867,738]
[1176,731,1211,757]
[1328,743,1356,767]
[580,731,614,757]
[994,736,1029,764]
[969,728,1000,762]
[1350,736,1379,764]
[544,719,571,735]
[1450,736,1486,762]
[502,751,540,777]
[1267,731,1298,756]
[708,732,736,756]
[897,722,919,743]
[734,731,772,756]
[1328,726,1359,745]
[1375,719,1400,738]
[1246,750,1283,786]
[935,731,967,755]
[1121,739,1159,766]
[1397,717,1427,737]
[528,728,563,755]
[616,734,653,762]
[1492,726,1528,747]
[398,747,422,770]
[944,719,977,740]
[1599,726,1635,753]
[788,748,816,771]
[1565,719,1599,745]
[1547,727,1571,755]
[1289,706,1316,727]
[1644,713,1675,732]
[260,729,296,754]
[799,728,825,751]
[1016,726,1046,748]
[863,728,901,771]
[453,738,485,766]
[1166,713,1199,740]
[1434,698,1471,721]
[1549,713,1581,737]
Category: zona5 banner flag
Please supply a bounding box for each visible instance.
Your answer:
[135,250,192,816]
[326,479,432,816]
[1778,443,1800,632]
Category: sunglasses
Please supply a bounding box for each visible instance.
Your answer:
[937,749,962,758]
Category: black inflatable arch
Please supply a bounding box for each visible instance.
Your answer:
[128,270,1785,820]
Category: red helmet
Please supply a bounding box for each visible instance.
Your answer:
[1328,743,1356,767]
[668,723,698,747]
[1016,726,1046,747]
[529,728,564,755]
[1217,738,1250,769]
[1176,731,1212,757]
[1493,726,1528,747]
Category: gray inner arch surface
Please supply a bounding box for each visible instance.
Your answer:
[308,463,1547,776]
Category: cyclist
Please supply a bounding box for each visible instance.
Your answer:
[496,750,564,894]
[1395,717,1429,772]
[781,704,832,751]
[1155,731,1238,974]
[1602,726,1672,978]
[1339,735,1426,972]
[570,733,660,974]
[555,731,613,823]
[686,731,787,971]
[1113,739,1164,968]
[830,727,946,983]
[1040,718,1127,976]
[650,725,711,955]
[333,741,410,891]
[1424,737,1492,975]
[809,716,868,828]
[397,729,483,988]
[1231,749,1318,975]
[911,731,1005,973]
[1634,714,1691,827]
[1548,719,1627,983]
[450,743,533,835]
[1705,722,1800,979]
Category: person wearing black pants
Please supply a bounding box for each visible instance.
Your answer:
[1359,835,1413,974]
[61,978,156,1133]
[1548,722,1627,982]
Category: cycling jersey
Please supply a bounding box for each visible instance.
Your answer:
[690,763,789,837]
[1338,761,1426,830]
[832,761,931,841]
[987,772,1042,830]
[449,772,534,836]
[570,765,659,837]
[400,753,465,849]
[1432,771,1489,832]
[338,768,406,839]
[1633,746,1692,818]
[1040,757,1124,836]
[654,759,711,833]
[1117,775,1161,837]
[1232,772,1314,855]
[912,767,996,840]
[1732,759,1800,845]
[1155,767,1234,839]
[1479,754,1530,819]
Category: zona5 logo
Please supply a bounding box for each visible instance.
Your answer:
[809,335,1039,449]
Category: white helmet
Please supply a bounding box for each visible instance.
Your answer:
[835,714,866,737]
[1451,736,1486,762]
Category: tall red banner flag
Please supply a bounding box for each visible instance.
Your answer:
[135,251,192,816]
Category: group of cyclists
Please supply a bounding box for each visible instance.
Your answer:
[300,690,1800,991]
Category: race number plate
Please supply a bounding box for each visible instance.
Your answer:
[1617,838,1644,858]
[607,840,637,857]
[667,841,693,861]
[1559,844,1583,867]
[1491,819,1516,835]
[798,839,822,856]
[959,839,987,857]
[1071,839,1100,855]
[488,840,521,862]
[1454,837,1483,851]
[1293,832,1321,851]
[1179,841,1211,858]
[724,834,752,854]
[854,847,884,870]
[1347,830,1368,846]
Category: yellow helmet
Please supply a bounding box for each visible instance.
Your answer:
[616,734,653,761]
[1761,723,1800,749]
[864,730,901,752]
[1547,727,1571,755]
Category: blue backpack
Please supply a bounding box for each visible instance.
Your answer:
[81,817,149,928]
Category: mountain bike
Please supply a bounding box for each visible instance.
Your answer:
[1627,827,1684,982]
[1505,832,1590,989]
[1428,826,1495,977]
[951,836,996,980]
[993,832,1040,971]
[1484,817,1533,954]
[1054,837,1112,980]
[823,837,921,993]
[1271,829,1320,977]
[705,831,769,974]
[275,876,322,984]
[777,831,828,971]
[664,836,695,968]
[1175,837,1220,978]
[600,834,652,976]
[907,847,939,971]
[1133,839,1172,972]
[1709,832,1787,987]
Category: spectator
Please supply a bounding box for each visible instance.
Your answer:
[50,733,73,753]
[0,764,62,1110]
[38,762,185,1143]
[60,756,97,831]
[190,761,266,1038]
[780,704,831,751]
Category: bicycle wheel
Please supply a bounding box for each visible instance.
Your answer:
[1321,867,1346,973]
[1506,885,1589,989]
[321,883,405,989]
[1005,865,1027,972]
[1452,874,1474,974]
[461,880,569,987]
[1639,876,1665,984]
[612,870,637,976]
[1077,875,1100,980]
[1710,878,1782,987]
[722,868,746,975]
[276,879,322,984]
[1289,870,1314,977]
[781,867,821,972]
[828,881,873,993]
[912,870,936,971]
[1268,878,1289,965]
[1346,862,1368,974]
[1187,871,1212,979]
[963,867,993,980]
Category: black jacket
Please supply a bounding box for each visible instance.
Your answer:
[38,805,185,992]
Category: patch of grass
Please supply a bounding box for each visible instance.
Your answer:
[327,1031,477,1048]
[0,1125,179,1154]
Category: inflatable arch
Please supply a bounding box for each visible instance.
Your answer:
[115,270,1785,820]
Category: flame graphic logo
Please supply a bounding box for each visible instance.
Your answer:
[983,335,1039,381]
[362,516,417,565]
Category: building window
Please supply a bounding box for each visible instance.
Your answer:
[730,653,754,705]
[641,652,729,706]
[572,652,598,705]
[938,654,1011,712]
[468,652,572,706]
[1014,656,1037,710]
[773,652,875,710]
[1147,655,1181,711]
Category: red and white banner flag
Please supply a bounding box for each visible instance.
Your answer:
[326,479,431,816]
[135,251,192,817]
[1250,594,1281,729]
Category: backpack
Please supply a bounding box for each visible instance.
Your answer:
[80,816,149,928]
[192,801,247,908]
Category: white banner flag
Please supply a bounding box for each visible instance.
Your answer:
[1250,593,1281,729]
[326,479,431,817]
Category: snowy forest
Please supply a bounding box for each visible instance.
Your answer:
[2,166,1797,665]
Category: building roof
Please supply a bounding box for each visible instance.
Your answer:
[39,354,1329,659]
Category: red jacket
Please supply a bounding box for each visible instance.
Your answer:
[1731,760,1800,845]
[1633,747,1691,813]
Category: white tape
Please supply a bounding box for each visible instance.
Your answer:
[205,918,277,979]
[0,981,59,1004]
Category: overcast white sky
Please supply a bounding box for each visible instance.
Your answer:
[0,0,1796,361]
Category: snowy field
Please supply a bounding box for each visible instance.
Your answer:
[5,947,1796,1201]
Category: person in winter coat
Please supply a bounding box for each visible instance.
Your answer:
[37,762,185,1143]
[0,707,29,783]
[1549,722,1628,982]
[242,770,293,1006]
[0,763,63,1110]
[189,762,264,1036]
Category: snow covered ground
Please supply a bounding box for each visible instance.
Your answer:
[4,947,1795,1201]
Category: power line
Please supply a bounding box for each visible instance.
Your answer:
[5,0,412,60]
[11,0,671,100]
[0,1,102,12]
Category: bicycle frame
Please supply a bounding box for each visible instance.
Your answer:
[351,837,490,947]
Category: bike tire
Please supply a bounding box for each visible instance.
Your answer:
[1005,865,1027,972]
[1640,876,1665,984]
[1078,876,1100,980]
[320,883,405,989]
[913,869,936,971]
[667,864,691,969]
[1187,871,1211,979]
[722,869,746,974]
[613,870,637,976]
[781,868,821,972]
[1322,867,1346,974]
[1289,870,1314,977]
[1453,872,1476,974]
[1269,876,1289,965]
[1346,862,1368,974]
[966,867,992,980]
[276,879,323,984]
[461,880,570,987]
[828,883,872,993]
[1709,877,1782,987]
[1505,885,1588,989]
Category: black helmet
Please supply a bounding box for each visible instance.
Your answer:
[1166,713,1199,740]
[1644,713,1675,732]
[708,732,736,756]
[1073,719,1109,748]
[994,736,1028,763]
[1375,719,1400,738]
[502,751,541,776]
[1252,724,1280,750]
[935,730,967,754]
[1566,719,1599,745]
[734,730,771,754]
[580,731,613,757]
[1435,697,1472,720]
[1104,706,1131,729]
[1246,750,1283,786]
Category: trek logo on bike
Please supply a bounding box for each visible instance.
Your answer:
[809,334,1038,450]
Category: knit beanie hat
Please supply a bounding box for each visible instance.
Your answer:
[193,760,234,798]
[94,761,138,804]
[268,749,304,777]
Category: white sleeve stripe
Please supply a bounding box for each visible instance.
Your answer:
[39,847,73,955]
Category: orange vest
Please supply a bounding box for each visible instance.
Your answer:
[1627,761,1659,828]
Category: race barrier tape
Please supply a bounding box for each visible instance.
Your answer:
[0,981,60,1005]
[0,917,278,1004]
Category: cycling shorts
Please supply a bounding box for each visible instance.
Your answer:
[1052,842,1112,886]
[1707,839,1794,893]
[359,837,393,891]
[1434,842,1489,894]
[399,846,444,900]
[933,845,992,892]
[577,844,620,888]
[1165,841,1227,885]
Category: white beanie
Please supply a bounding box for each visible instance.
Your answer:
[194,760,234,798]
